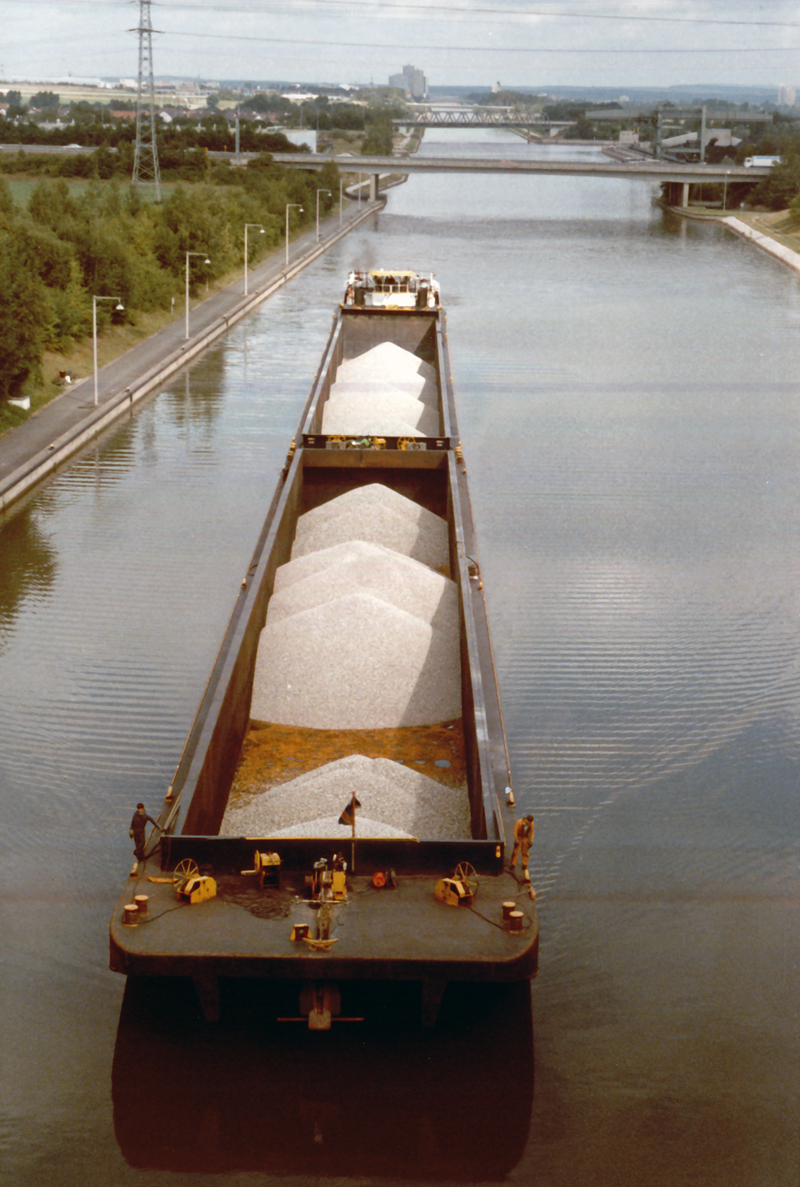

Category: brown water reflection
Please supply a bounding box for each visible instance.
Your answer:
[113,979,533,1179]
[0,503,57,639]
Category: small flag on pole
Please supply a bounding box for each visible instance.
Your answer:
[338,795,361,827]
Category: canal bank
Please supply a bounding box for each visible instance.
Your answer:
[661,200,800,274]
[721,212,800,275]
[0,195,385,514]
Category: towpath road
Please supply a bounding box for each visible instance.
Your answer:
[0,197,383,512]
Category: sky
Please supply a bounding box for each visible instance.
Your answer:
[3,0,800,92]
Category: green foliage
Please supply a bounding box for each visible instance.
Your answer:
[28,178,77,229]
[45,258,92,349]
[362,111,394,155]
[30,91,59,109]
[15,221,74,289]
[0,232,49,397]
[240,93,294,116]
[470,90,542,109]
[0,158,340,398]
[761,149,800,211]
[0,176,14,219]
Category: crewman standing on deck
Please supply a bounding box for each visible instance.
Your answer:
[510,814,535,881]
[129,802,158,876]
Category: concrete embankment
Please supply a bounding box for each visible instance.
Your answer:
[0,197,385,514]
[721,216,800,276]
[653,202,800,276]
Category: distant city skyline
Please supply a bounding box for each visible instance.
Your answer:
[4,0,800,92]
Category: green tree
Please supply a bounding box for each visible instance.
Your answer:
[754,150,800,210]
[0,176,14,221]
[362,112,393,155]
[0,233,49,397]
[28,178,77,230]
[30,91,59,109]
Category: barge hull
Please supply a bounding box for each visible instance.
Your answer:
[110,275,538,1021]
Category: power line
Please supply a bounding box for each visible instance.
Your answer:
[158,0,800,31]
[166,29,800,54]
[8,0,800,31]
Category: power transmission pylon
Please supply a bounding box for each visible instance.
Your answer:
[131,0,162,200]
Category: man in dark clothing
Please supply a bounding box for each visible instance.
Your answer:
[130,802,159,873]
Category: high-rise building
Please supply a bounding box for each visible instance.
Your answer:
[778,84,796,107]
[389,64,427,100]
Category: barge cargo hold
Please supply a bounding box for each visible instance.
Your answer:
[109,269,539,1027]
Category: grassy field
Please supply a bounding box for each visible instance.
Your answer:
[4,176,93,207]
[3,174,178,209]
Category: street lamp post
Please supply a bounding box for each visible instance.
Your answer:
[244,223,265,295]
[285,203,303,268]
[93,295,124,406]
[185,251,210,339]
[316,188,331,242]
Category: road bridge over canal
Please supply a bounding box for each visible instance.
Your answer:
[268,153,771,207]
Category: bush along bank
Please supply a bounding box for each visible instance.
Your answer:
[0,155,340,408]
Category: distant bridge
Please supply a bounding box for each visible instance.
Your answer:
[391,110,575,130]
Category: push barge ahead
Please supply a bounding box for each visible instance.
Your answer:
[110,269,539,1027]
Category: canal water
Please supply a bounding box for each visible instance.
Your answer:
[0,131,798,1185]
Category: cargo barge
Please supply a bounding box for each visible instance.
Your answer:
[109,269,539,1027]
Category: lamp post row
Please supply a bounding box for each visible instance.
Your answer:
[94,194,356,404]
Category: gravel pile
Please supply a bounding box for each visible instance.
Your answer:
[266,816,415,840]
[330,377,439,409]
[222,754,470,839]
[251,591,461,728]
[267,546,458,634]
[337,342,436,385]
[297,483,438,529]
[292,505,448,569]
[322,388,438,437]
[273,540,396,593]
[292,485,449,571]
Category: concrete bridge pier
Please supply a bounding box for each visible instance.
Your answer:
[370,173,379,201]
[663,181,691,207]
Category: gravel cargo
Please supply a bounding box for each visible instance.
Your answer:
[292,503,448,571]
[250,591,461,728]
[222,754,470,839]
[267,548,458,634]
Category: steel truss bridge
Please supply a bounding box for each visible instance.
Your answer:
[392,110,574,130]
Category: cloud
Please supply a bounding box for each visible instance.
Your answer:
[2,0,799,87]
